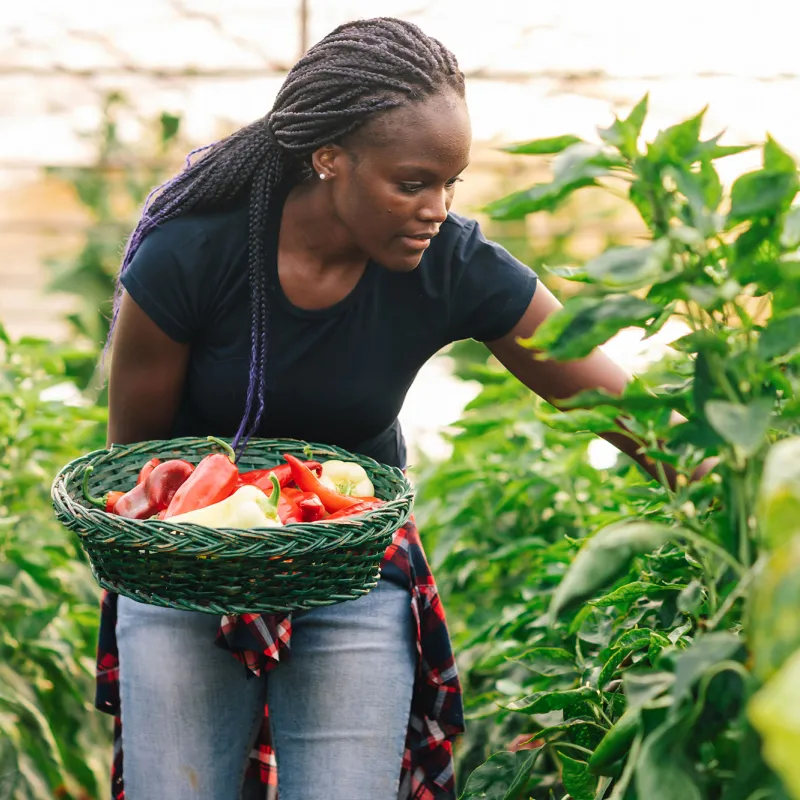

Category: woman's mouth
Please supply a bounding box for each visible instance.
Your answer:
[399,232,436,251]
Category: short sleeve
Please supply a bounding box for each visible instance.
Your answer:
[119,218,211,343]
[448,219,538,343]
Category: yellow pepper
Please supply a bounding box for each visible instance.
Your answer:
[169,475,282,529]
[319,459,375,498]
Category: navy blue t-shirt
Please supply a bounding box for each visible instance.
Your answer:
[121,188,537,469]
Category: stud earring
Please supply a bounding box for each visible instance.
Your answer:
[319,173,326,180]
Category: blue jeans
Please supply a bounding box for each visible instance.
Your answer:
[117,579,416,800]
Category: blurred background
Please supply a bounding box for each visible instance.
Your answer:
[3,0,797,460]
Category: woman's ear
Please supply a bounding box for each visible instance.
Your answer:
[311,144,342,181]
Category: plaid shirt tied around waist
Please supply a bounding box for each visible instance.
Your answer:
[94,520,465,799]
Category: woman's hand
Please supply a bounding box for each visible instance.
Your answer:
[487,283,712,487]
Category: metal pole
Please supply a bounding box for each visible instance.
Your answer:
[300,0,309,56]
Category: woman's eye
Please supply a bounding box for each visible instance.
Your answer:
[400,178,463,194]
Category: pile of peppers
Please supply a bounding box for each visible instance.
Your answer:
[82,437,385,530]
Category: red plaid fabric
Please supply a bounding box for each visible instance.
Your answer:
[94,520,464,799]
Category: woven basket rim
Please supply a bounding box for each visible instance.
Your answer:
[51,435,413,541]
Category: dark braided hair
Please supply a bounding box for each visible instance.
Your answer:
[110,17,464,457]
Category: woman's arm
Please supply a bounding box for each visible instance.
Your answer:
[107,291,190,447]
[487,282,697,484]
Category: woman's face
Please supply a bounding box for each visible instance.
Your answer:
[315,90,472,272]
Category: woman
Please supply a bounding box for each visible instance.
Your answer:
[99,16,690,800]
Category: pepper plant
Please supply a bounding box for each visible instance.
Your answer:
[0,325,108,799]
[417,96,800,799]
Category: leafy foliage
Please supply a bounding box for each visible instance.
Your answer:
[0,325,108,798]
[417,97,800,799]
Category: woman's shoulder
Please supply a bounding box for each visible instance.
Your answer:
[144,204,249,255]
[438,209,479,244]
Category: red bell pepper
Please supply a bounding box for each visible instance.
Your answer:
[281,491,327,523]
[276,488,325,523]
[298,493,325,521]
[277,487,301,523]
[284,454,362,513]
[114,459,195,519]
[163,437,239,519]
[136,458,161,485]
[82,468,125,513]
[238,461,322,492]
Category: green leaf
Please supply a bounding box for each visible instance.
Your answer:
[780,206,800,249]
[614,629,658,650]
[506,686,597,715]
[550,522,678,618]
[598,94,648,160]
[0,733,18,798]
[629,178,654,227]
[671,329,728,356]
[705,398,773,456]
[647,108,706,165]
[0,670,63,777]
[558,752,597,800]
[672,632,743,704]
[592,582,686,609]
[524,295,661,361]
[667,164,720,234]
[748,649,800,800]
[757,438,800,552]
[512,647,578,677]
[749,539,800,679]
[159,112,181,145]
[536,405,618,435]
[764,135,797,173]
[599,639,650,689]
[691,135,754,161]
[485,144,624,220]
[634,712,704,800]
[698,159,723,210]
[583,240,673,290]
[459,751,538,800]
[624,671,675,711]
[502,134,583,155]
[544,264,591,282]
[759,309,800,360]
[532,718,608,742]
[727,170,799,225]
[677,580,705,616]
[720,726,791,800]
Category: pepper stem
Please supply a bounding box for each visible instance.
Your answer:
[81,466,105,509]
[267,473,281,516]
[207,436,237,463]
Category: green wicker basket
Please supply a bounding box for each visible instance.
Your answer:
[51,437,414,615]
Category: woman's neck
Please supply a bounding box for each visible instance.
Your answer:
[280,182,366,274]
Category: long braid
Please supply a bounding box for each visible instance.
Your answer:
[109,17,464,458]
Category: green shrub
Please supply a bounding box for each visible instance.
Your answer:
[418,98,800,800]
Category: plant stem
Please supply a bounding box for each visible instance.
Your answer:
[735,471,752,567]
[696,550,719,615]
[555,742,595,758]
[678,526,745,577]
[706,569,754,631]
